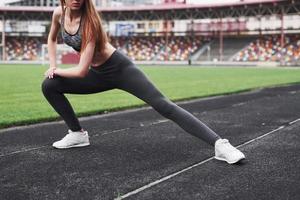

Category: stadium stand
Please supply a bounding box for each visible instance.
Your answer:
[111,36,204,61]
[1,0,299,66]
[197,37,255,62]
[233,34,300,65]
[3,34,300,64]
[5,36,44,61]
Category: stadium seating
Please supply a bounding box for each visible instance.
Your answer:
[283,35,300,64]
[4,34,300,64]
[111,36,204,61]
[234,35,300,64]
[5,36,45,61]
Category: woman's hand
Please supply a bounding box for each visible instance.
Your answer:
[44,67,56,79]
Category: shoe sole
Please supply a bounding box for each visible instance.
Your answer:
[215,156,245,164]
[53,142,90,149]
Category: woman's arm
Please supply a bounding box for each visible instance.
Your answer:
[48,7,61,69]
[46,6,95,79]
[53,39,96,78]
[45,7,62,79]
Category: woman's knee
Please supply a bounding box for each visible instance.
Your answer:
[41,78,60,95]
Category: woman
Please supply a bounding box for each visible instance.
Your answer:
[42,0,245,164]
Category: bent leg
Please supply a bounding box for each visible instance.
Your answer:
[41,70,115,131]
[116,64,220,146]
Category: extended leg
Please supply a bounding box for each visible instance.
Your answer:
[116,64,221,146]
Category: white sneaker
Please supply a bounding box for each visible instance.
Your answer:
[214,139,245,164]
[52,130,90,149]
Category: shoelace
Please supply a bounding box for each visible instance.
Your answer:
[219,139,237,153]
[220,139,229,144]
[61,133,84,146]
[62,133,73,141]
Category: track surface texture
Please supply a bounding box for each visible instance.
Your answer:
[1,84,300,200]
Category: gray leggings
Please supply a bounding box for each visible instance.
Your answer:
[42,50,220,146]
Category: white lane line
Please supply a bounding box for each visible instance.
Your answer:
[114,157,215,200]
[114,122,297,200]
[0,107,153,134]
[0,119,171,157]
[100,128,131,136]
[0,118,295,159]
[236,125,285,148]
[0,127,132,157]
[0,146,49,158]
[288,118,300,125]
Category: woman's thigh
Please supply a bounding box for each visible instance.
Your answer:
[42,69,116,95]
[116,64,165,103]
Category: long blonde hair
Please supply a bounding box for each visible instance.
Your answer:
[60,0,108,53]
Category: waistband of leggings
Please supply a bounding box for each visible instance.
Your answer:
[91,49,128,68]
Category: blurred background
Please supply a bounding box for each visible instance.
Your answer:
[0,0,299,66]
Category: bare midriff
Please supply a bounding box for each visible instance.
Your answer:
[90,43,116,67]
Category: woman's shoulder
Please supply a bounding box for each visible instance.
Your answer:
[53,6,63,18]
[52,6,64,24]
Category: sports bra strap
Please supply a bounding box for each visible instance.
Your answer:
[61,7,83,33]
[61,7,66,30]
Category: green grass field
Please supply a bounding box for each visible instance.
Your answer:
[1,64,300,129]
